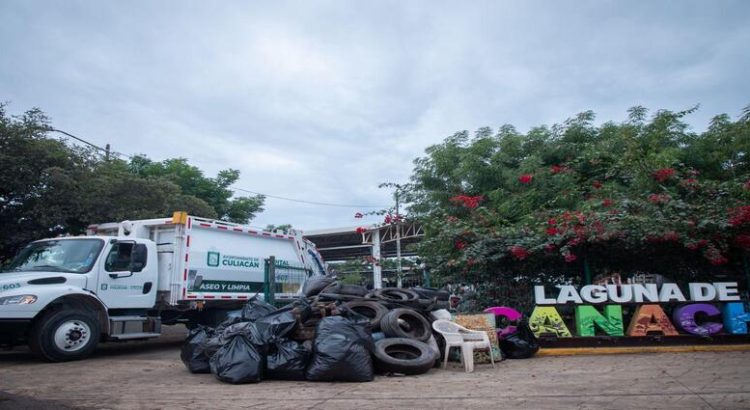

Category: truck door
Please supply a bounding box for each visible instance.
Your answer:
[96,240,158,309]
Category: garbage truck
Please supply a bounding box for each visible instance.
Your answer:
[0,212,327,361]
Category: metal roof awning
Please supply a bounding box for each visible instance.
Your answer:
[303,222,423,262]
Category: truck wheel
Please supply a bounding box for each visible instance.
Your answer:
[29,308,101,362]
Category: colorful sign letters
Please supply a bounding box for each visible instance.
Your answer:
[528,282,750,338]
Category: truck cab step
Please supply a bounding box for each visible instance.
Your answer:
[109,332,161,340]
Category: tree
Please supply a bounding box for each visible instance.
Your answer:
[0,104,265,262]
[265,224,293,234]
[128,156,264,223]
[403,105,750,310]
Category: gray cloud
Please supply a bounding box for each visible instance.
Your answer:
[1,0,749,230]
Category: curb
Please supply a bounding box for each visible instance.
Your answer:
[537,344,750,356]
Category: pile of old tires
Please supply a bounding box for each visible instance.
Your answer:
[180,281,451,383]
[307,282,450,377]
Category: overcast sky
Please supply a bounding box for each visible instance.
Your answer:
[1,1,749,231]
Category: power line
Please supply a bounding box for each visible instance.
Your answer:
[232,187,386,208]
[47,127,388,209]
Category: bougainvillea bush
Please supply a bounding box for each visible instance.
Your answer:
[403,106,750,308]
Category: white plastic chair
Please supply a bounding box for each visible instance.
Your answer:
[432,319,495,372]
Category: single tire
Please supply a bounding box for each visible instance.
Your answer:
[336,284,368,297]
[374,288,420,302]
[315,292,365,302]
[412,287,450,301]
[29,307,101,362]
[373,338,437,375]
[380,308,432,342]
[341,300,389,329]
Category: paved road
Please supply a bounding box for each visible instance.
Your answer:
[1,326,749,409]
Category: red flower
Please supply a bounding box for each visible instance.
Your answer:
[709,256,729,266]
[354,212,363,218]
[744,180,750,190]
[705,246,729,265]
[735,235,750,250]
[455,240,467,250]
[510,246,529,260]
[602,198,614,208]
[518,174,534,184]
[384,214,392,224]
[546,227,559,236]
[648,193,671,204]
[564,253,577,263]
[550,165,567,174]
[544,243,556,252]
[652,168,676,182]
[355,227,367,234]
[729,206,750,226]
[663,231,680,242]
[592,180,603,189]
[449,195,483,210]
[548,218,557,226]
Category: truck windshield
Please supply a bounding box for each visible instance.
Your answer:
[4,239,104,274]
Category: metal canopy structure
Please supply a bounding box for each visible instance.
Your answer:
[304,222,423,261]
[303,222,424,289]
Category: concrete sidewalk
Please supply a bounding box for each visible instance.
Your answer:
[1,329,748,409]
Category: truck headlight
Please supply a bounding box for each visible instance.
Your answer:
[0,295,37,305]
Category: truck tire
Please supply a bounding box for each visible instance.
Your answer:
[373,338,437,375]
[29,307,101,362]
[380,308,432,342]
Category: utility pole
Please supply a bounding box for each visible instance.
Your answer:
[105,144,111,161]
[395,190,402,288]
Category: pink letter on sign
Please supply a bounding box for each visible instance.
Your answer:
[484,306,522,339]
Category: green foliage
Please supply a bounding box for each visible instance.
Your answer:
[0,104,265,262]
[129,156,264,223]
[405,105,750,291]
[265,224,293,234]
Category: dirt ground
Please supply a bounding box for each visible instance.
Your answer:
[1,326,749,410]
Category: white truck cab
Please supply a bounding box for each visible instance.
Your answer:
[0,212,326,362]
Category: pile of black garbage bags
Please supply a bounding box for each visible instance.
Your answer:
[181,280,453,384]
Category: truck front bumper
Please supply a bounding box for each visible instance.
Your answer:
[0,319,32,347]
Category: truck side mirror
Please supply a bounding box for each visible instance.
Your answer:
[131,244,148,273]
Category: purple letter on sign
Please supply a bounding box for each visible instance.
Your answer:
[672,304,723,336]
[484,306,522,339]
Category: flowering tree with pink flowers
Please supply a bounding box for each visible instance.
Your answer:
[402,106,750,307]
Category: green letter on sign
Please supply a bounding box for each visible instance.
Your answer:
[529,306,572,337]
[575,305,624,336]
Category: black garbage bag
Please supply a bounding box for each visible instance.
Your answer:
[302,276,335,297]
[283,297,312,324]
[209,322,266,384]
[499,319,539,359]
[256,298,312,344]
[180,325,214,373]
[305,314,375,382]
[202,316,247,360]
[241,297,277,322]
[266,339,312,380]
